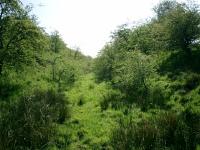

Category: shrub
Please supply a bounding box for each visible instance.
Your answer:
[184,73,200,91]
[100,95,110,111]
[0,89,70,150]
[148,84,168,109]
[111,111,200,150]
[100,89,124,111]
[111,117,158,150]
[181,105,200,149]
[112,51,153,102]
[0,79,21,101]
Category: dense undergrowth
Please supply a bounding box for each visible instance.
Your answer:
[1,0,200,149]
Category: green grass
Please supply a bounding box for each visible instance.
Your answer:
[65,74,123,149]
[48,71,200,150]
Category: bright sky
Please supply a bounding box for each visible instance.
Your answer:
[21,0,191,57]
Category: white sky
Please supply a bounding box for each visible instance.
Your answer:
[21,0,193,57]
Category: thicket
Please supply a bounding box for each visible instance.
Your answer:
[0,89,70,149]
[1,0,200,149]
[0,0,92,149]
[94,0,200,149]
[95,0,200,109]
[111,109,200,150]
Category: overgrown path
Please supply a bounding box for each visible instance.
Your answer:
[65,74,121,149]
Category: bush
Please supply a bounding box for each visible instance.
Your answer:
[111,117,158,150]
[0,89,70,150]
[181,105,200,149]
[112,51,153,100]
[184,73,200,91]
[111,111,200,150]
[100,95,110,111]
[0,78,21,101]
[100,89,124,111]
[148,85,168,108]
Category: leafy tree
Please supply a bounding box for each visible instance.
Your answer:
[94,25,132,82]
[50,31,66,53]
[94,44,115,81]
[112,51,154,105]
[0,0,23,49]
[154,0,178,19]
[111,24,131,51]
[0,0,45,75]
[128,23,163,53]
[156,1,200,55]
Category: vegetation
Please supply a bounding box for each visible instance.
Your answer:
[0,0,200,149]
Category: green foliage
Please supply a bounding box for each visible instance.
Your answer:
[100,88,124,110]
[157,0,200,54]
[94,45,115,81]
[111,24,131,51]
[0,76,21,101]
[111,111,200,150]
[1,0,200,149]
[111,117,158,150]
[0,89,70,150]
[0,0,46,75]
[66,74,121,149]
[50,31,66,53]
[112,51,154,103]
[148,84,167,108]
[128,23,167,53]
[154,0,178,19]
[184,73,200,91]
[0,1,92,149]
